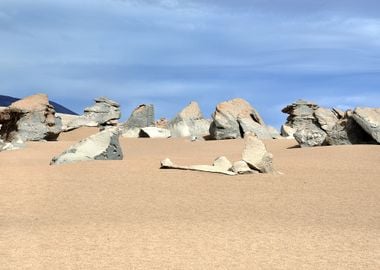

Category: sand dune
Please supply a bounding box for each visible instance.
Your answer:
[1,128,379,269]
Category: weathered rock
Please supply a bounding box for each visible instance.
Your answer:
[0,137,25,151]
[209,98,272,140]
[155,118,169,129]
[66,97,121,130]
[160,158,237,176]
[0,93,62,143]
[51,127,123,165]
[242,133,274,173]
[169,102,211,138]
[139,127,171,138]
[314,108,339,133]
[121,127,140,138]
[352,107,380,143]
[232,160,256,174]
[294,128,327,147]
[333,108,345,119]
[325,117,375,145]
[213,156,233,171]
[125,104,154,129]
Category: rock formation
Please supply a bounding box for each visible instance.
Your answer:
[209,98,272,140]
[51,127,123,165]
[281,99,378,147]
[125,104,155,129]
[168,101,211,138]
[0,93,62,144]
[66,97,121,131]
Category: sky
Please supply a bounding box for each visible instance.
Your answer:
[1,0,380,128]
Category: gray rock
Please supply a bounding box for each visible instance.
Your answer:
[139,127,171,138]
[294,128,327,147]
[242,133,274,173]
[0,93,62,143]
[326,117,375,145]
[281,124,296,138]
[314,108,339,133]
[66,97,121,131]
[125,104,154,129]
[51,127,123,165]
[169,102,211,138]
[209,98,272,140]
[160,158,237,176]
[352,107,380,143]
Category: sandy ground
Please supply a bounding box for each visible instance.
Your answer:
[1,128,379,269]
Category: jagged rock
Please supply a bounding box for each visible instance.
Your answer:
[0,93,62,143]
[121,127,140,138]
[125,104,154,129]
[232,160,256,174]
[294,128,327,147]
[209,98,272,140]
[169,102,211,138]
[139,127,171,138]
[352,108,380,143]
[333,108,345,119]
[242,133,274,173]
[66,97,121,131]
[0,137,25,151]
[51,127,123,165]
[314,108,339,133]
[160,158,237,176]
[325,117,375,145]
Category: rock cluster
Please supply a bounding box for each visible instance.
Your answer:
[160,133,275,176]
[281,100,378,147]
[51,127,123,165]
[209,98,273,140]
[65,97,121,131]
[0,94,62,150]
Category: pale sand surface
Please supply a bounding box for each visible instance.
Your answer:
[1,128,379,269]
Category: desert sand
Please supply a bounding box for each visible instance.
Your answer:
[1,128,379,269]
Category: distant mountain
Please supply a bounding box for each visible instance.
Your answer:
[0,95,78,115]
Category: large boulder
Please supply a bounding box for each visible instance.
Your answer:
[51,127,123,165]
[66,97,120,131]
[294,128,327,147]
[0,93,62,143]
[242,133,274,173]
[168,101,211,138]
[209,98,272,140]
[352,108,380,143]
[314,107,339,133]
[125,104,155,129]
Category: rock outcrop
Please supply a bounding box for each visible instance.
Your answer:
[209,98,272,140]
[352,108,380,143]
[281,100,378,147]
[242,133,274,173]
[0,93,62,143]
[168,102,211,138]
[51,127,123,165]
[66,97,120,131]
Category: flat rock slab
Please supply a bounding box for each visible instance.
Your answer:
[242,133,274,173]
[160,158,237,176]
[51,127,123,165]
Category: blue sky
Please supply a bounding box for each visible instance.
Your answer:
[1,0,380,128]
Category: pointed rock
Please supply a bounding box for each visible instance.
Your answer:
[169,101,211,138]
[213,156,233,171]
[232,160,256,174]
[242,133,274,173]
[51,127,123,165]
